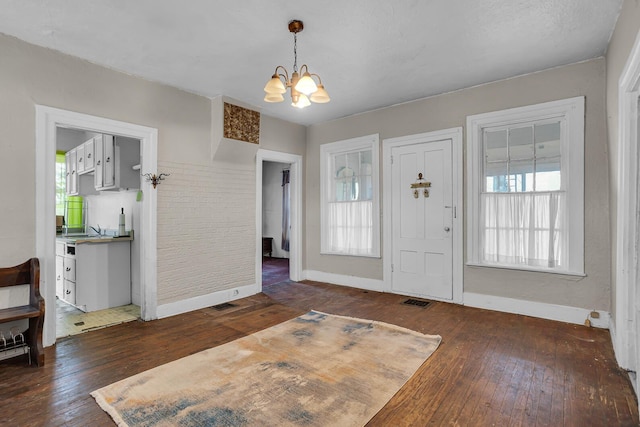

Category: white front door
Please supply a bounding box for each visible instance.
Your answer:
[390,138,453,300]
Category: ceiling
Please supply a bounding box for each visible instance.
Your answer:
[0,0,622,126]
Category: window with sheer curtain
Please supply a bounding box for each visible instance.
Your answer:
[467,97,584,275]
[320,134,380,257]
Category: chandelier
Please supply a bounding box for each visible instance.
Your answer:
[263,20,330,109]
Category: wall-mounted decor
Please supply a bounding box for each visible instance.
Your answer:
[223,102,260,145]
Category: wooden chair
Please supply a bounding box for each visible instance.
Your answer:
[0,258,45,366]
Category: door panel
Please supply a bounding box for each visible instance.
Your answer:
[391,139,453,300]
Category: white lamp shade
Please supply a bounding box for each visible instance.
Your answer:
[264,75,286,94]
[294,72,318,95]
[264,92,285,103]
[310,84,330,103]
[292,93,311,109]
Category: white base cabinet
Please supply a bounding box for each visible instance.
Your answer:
[75,241,131,312]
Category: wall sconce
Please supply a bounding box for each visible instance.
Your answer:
[142,173,170,189]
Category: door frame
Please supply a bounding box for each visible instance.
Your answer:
[615,28,640,386]
[382,127,464,303]
[255,149,303,286]
[36,106,158,347]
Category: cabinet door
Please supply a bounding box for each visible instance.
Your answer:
[65,149,78,195]
[103,135,116,188]
[56,255,64,299]
[84,138,95,171]
[63,280,76,305]
[94,135,104,189]
[76,144,85,174]
[63,257,76,282]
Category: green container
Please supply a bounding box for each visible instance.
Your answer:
[66,196,84,229]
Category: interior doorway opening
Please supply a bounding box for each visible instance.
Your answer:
[54,127,142,338]
[261,161,291,287]
[255,150,302,290]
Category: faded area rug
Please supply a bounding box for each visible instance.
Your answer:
[91,310,441,427]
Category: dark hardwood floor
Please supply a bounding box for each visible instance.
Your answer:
[1,280,637,426]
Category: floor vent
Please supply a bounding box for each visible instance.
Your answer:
[74,321,85,326]
[211,302,237,311]
[403,299,430,307]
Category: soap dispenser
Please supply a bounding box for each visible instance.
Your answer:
[118,208,126,236]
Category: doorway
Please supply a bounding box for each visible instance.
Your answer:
[382,128,463,303]
[616,29,640,398]
[36,106,158,347]
[261,161,291,287]
[54,127,142,338]
[256,150,302,289]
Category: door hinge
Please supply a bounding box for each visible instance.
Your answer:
[391,263,394,272]
[390,155,394,164]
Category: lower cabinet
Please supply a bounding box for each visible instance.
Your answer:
[75,241,131,312]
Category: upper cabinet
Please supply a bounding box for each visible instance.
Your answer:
[94,135,140,191]
[65,149,77,195]
[65,134,140,195]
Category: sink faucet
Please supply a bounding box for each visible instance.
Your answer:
[89,225,101,236]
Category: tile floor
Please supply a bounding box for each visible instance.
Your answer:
[56,298,140,338]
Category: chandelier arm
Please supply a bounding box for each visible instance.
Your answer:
[309,73,323,85]
[273,65,290,84]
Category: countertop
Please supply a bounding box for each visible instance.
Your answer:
[57,231,134,245]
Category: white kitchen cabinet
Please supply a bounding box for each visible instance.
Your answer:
[65,149,78,196]
[65,146,97,196]
[75,240,131,312]
[83,137,95,172]
[94,135,139,191]
[55,242,65,299]
[62,256,76,305]
[76,143,86,174]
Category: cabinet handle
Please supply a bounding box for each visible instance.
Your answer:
[97,160,101,165]
[87,153,91,158]
[106,157,111,163]
[66,267,71,271]
[79,157,83,163]
[57,275,60,280]
[66,290,71,295]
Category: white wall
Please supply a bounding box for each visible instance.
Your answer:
[1,33,305,317]
[262,161,290,259]
[306,58,610,312]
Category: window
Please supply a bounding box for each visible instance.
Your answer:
[320,134,380,257]
[55,152,66,216]
[467,97,584,275]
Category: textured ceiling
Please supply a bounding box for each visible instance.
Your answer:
[0,0,622,125]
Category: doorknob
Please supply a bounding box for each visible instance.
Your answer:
[444,227,450,232]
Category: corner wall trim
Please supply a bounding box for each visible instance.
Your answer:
[156,284,259,319]
[303,270,384,292]
[463,292,610,329]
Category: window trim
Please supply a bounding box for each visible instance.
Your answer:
[320,134,380,257]
[466,97,585,275]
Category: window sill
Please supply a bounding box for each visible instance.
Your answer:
[320,250,381,259]
[465,262,586,277]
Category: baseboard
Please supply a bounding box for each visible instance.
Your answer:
[303,270,384,292]
[156,283,260,319]
[463,292,610,328]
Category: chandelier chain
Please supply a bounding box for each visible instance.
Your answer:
[293,32,298,73]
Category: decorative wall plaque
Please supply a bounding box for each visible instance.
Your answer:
[223,102,260,145]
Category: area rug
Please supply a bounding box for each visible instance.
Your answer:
[91,310,441,427]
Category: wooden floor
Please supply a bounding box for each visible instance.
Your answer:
[1,280,638,426]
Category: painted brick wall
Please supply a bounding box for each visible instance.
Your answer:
[156,159,256,305]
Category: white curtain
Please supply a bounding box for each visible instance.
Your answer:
[482,191,565,269]
[327,200,373,255]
